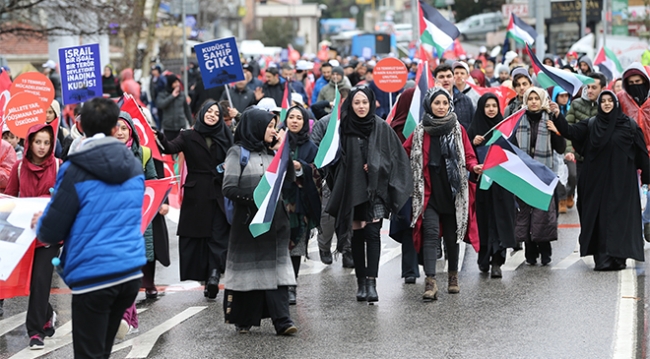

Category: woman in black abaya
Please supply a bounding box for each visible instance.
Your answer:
[550,90,649,270]
[468,94,517,278]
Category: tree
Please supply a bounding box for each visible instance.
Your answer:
[252,18,296,48]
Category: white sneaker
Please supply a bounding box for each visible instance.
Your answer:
[127,326,139,336]
[116,319,129,340]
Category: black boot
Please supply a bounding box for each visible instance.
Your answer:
[356,278,367,301]
[0,299,3,316]
[206,269,220,299]
[366,278,378,303]
[288,286,297,305]
[342,251,355,268]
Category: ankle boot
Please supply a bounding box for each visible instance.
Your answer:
[288,286,297,305]
[448,271,459,294]
[206,269,220,299]
[366,278,378,302]
[490,265,502,278]
[559,199,568,214]
[356,278,367,301]
[423,276,438,301]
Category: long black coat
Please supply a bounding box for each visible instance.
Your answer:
[152,159,171,266]
[158,129,229,238]
[554,115,650,261]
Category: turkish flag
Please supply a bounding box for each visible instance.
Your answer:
[141,178,173,233]
[467,82,517,115]
[0,70,12,122]
[0,241,35,299]
[120,94,163,161]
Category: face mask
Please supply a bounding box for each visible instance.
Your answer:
[628,83,649,106]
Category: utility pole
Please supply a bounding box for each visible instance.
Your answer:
[182,0,188,99]
[581,0,587,38]
[535,0,545,59]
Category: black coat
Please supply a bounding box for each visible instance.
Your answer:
[158,129,229,238]
[554,114,650,261]
[152,159,171,266]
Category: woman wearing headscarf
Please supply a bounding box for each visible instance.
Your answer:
[470,69,487,88]
[156,101,233,300]
[114,112,158,339]
[102,64,122,98]
[549,90,649,270]
[404,87,480,301]
[222,108,298,335]
[326,85,412,303]
[281,105,320,305]
[514,87,566,266]
[468,93,516,278]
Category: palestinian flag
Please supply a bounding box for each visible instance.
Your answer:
[506,13,537,45]
[279,80,291,122]
[594,46,624,81]
[403,60,434,138]
[419,0,460,56]
[249,134,291,237]
[385,95,398,125]
[485,107,526,145]
[526,44,593,97]
[314,89,341,168]
[481,136,558,211]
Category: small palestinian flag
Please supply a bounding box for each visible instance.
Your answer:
[506,13,537,45]
[314,89,341,169]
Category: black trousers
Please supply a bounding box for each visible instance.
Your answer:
[71,278,140,359]
[26,245,60,337]
[525,241,552,264]
[422,206,458,277]
[141,261,156,290]
[351,222,382,279]
[400,229,420,278]
[224,287,293,333]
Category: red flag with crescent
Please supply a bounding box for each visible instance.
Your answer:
[120,94,163,161]
[141,178,173,233]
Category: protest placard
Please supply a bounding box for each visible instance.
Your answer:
[9,72,55,109]
[0,197,50,281]
[4,93,47,138]
[373,58,408,93]
[194,37,245,90]
[58,43,102,105]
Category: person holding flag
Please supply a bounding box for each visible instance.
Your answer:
[468,94,516,278]
[514,88,566,266]
[156,101,234,300]
[403,87,481,301]
[326,86,412,303]
[280,106,321,305]
[222,108,298,335]
[549,90,649,270]
[5,124,60,350]
[112,112,158,339]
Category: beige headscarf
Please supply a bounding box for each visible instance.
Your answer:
[523,87,550,113]
[49,100,61,120]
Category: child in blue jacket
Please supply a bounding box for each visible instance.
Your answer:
[33,97,146,359]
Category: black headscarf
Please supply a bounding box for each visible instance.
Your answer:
[282,106,311,150]
[423,86,454,117]
[234,108,276,152]
[590,90,628,152]
[165,74,179,93]
[421,87,457,136]
[194,100,233,154]
[468,93,503,139]
[340,86,376,138]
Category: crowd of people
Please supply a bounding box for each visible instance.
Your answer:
[0,45,649,357]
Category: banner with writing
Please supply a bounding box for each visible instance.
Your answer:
[58,43,102,105]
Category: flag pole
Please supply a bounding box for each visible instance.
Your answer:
[482,107,527,138]
[224,84,234,109]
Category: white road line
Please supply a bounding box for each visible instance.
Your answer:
[112,306,206,359]
[502,249,526,272]
[0,311,26,337]
[612,264,638,359]
[552,242,581,270]
[167,207,180,224]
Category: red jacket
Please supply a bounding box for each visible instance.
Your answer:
[618,63,650,155]
[403,125,479,252]
[0,140,16,193]
[5,124,61,247]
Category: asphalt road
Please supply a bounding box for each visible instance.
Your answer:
[0,206,648,359]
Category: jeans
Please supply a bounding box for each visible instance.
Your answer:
[421,206,458,277]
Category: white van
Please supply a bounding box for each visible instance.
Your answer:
[456,12,503,41]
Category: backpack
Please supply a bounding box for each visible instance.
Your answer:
[141,146,151,170]
[224,146,250,224]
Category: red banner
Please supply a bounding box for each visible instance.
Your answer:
[141,178,173,233]
[120,94,163,161]
[467,82,517,115]
[0,241,35,299]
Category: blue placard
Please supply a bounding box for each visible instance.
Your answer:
[194,37,244,90]
[58,43,102,105]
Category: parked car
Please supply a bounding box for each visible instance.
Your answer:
[394,23,413,43]
[456,12,503,41]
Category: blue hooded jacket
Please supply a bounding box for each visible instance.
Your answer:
[552,86,571,116]
[37,135,146,294]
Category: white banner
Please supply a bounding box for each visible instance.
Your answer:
[0,197,50,280]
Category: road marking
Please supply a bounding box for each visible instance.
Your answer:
[112,306,206,358]
[502,249,525,272]
[0,311,26,337]
[552,242,581,270]
[8,309,148,359]
[612,264,638,359]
